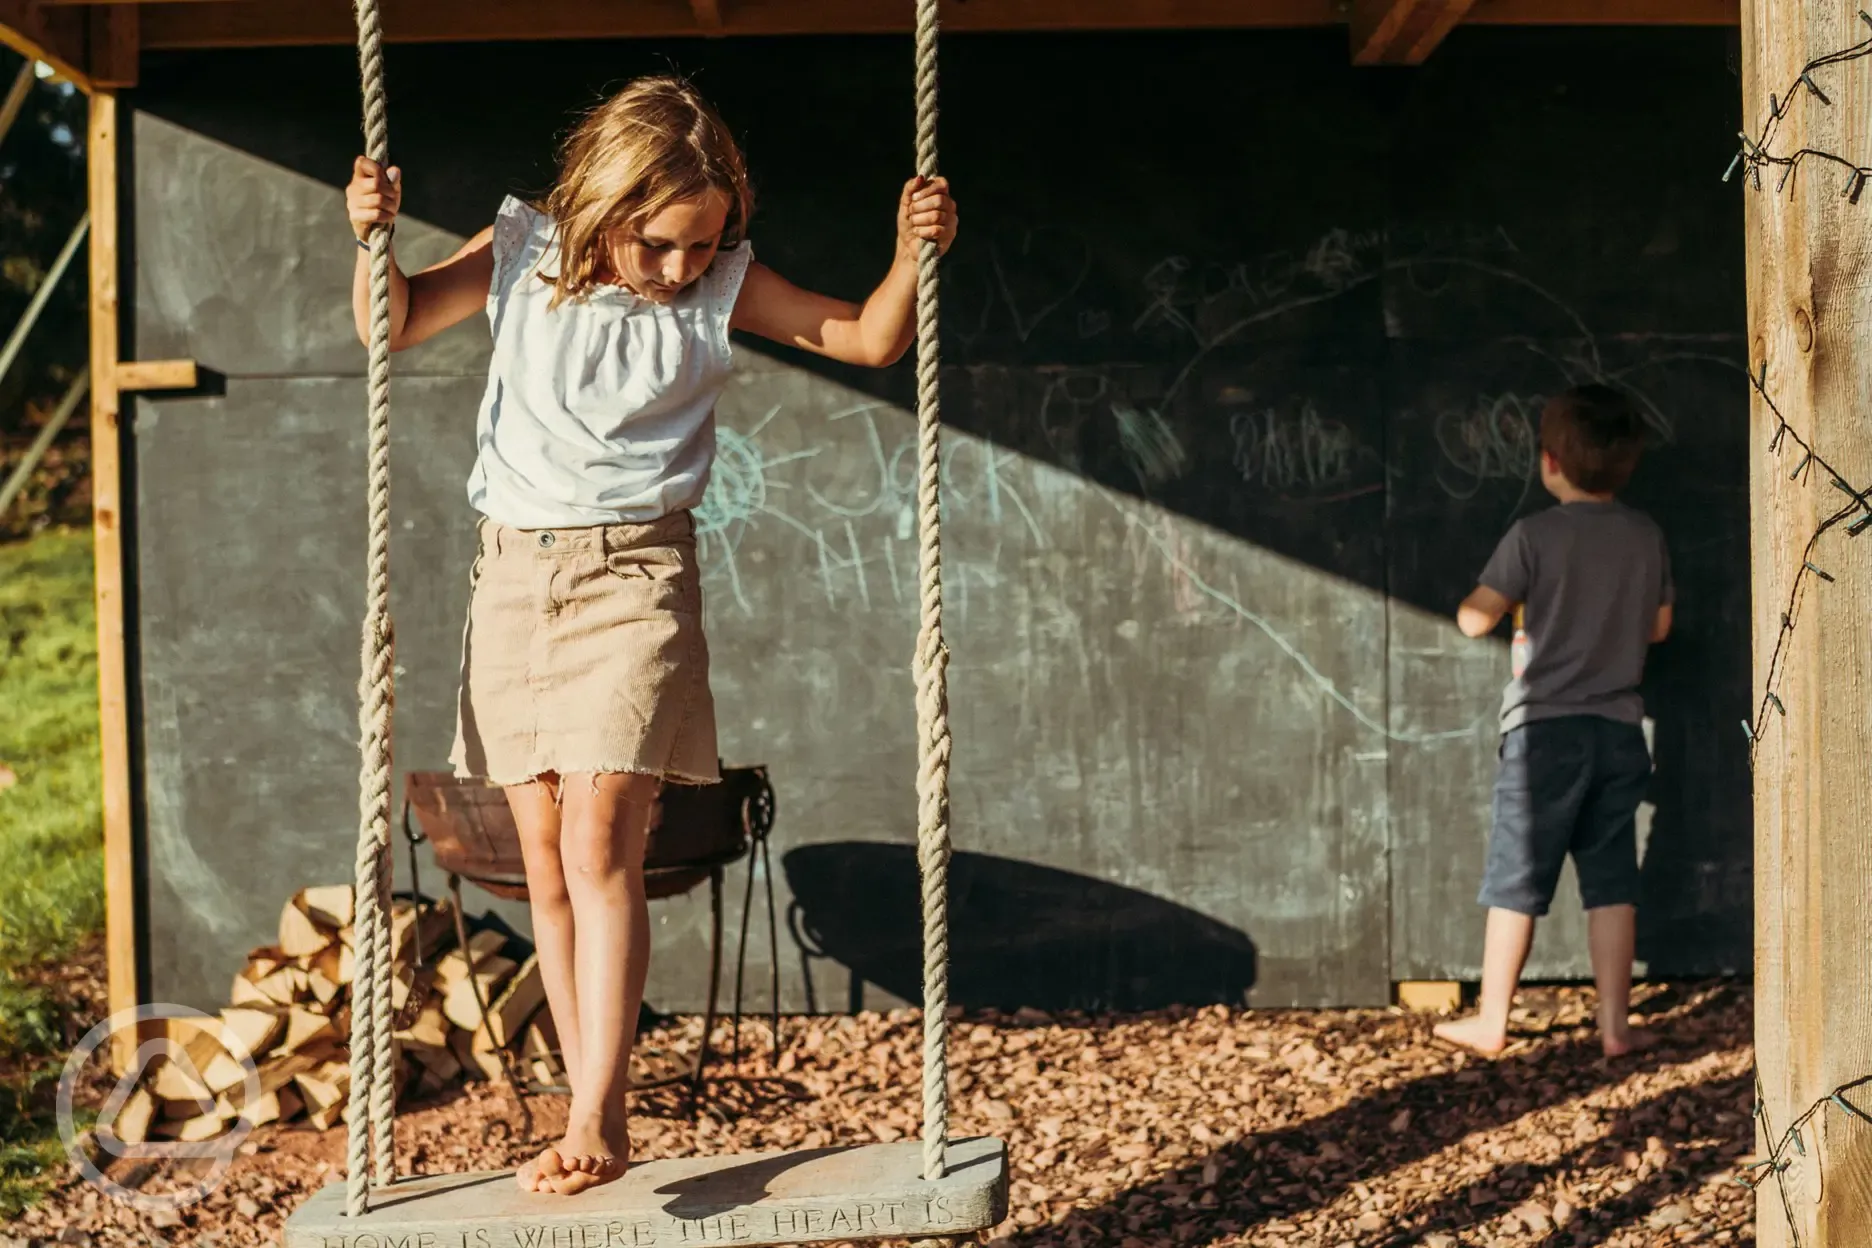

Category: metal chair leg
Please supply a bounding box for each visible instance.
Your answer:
[731,834,759,1067]
[761,832,781,1064]
[689,866,725,1121]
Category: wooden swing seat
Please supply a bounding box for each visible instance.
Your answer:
[282,1136,1007,1247]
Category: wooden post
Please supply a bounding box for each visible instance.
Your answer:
[87,90,139,1075]
[1743,4,1872,1243]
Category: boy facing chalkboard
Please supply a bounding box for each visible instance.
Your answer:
[1434,384,1673,1059]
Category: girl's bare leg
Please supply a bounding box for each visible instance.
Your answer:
[503,773,586,1192]
[540,771,657,1196]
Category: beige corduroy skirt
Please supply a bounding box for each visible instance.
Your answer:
[448,512,720,788]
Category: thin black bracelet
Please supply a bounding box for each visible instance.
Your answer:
[356,225,394,250]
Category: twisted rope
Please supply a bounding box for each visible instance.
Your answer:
[371,821,396,1185]
[346,0,397,1217]
[911,0,951,1186]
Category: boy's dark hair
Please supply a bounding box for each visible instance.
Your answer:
[1540,384,1646,494]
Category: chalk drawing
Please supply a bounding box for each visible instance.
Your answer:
[1388,222,1521,258]
[697,222,1736,729]
[800,401,1045,547]
[945,436,1046,546]
[1136,256,1201,339]
[1023,364,1196,493]
[1429,391,1543,507]
[1118,502,1482,746]
[813,519,871,611]
[1137,229,1385,346]
[1142,236,1724,446]
[882,533,905,605]
[1114,402,1189,489]
[699,399,1046,616]
[1299,227,1375,293]
[991,226,1093,342]
[1159,515,1202,615]
[695,403,822,614]
[1035,367,1115,467]
[1227,400,1375,503]
[803,401,905,523]
[949,223,1095,352]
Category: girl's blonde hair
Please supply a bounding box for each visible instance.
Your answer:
[542,76,751,307]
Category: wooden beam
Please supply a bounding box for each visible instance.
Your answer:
[88,90,139,1076]
[130,0,1734,51]
[0,59,33,145]
[87,4,138,88]
[115,358,197,392]
[0,1,91,88]
[1743,3,1872,1245]
[138,0,1331,47]
[39,0,1745,30]
[1351,0,1479,63]
[1472,0,1735,19]
[691,0,724,30]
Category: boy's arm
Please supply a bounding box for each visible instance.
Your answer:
[1651,524,1675,643]
[1462,522,1529,639]
[1457,585,1514,639]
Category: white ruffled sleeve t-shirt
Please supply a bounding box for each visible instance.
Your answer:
[466,194,753,529]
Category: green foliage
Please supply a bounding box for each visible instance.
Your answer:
[0,527,102,1215]
[0,1059,87,1220]
[0,526,104,971]
[0,51,92,540]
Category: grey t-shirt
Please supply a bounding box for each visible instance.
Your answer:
[1478,500,1673,732]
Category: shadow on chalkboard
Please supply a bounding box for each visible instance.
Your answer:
[781,842,1257,1013]
[1632,704,1753,977]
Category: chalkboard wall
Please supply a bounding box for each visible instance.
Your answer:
[124,26,1750,1014]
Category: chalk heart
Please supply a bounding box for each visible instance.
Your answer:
[988,224,1092,343]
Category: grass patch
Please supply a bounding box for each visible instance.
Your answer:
[0,525,103,969]
[0,1057,79,1218]
[0,526,103,1215]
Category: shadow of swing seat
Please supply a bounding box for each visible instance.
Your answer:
[281,1137,1008,1247]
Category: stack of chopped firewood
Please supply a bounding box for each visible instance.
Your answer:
[111,886,562,1144]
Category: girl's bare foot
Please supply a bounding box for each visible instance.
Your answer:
[1602,1025,1658,1059]
[516,1146,563,1194]
[1433,1014,1509,1056]
[544,1118,631,1196]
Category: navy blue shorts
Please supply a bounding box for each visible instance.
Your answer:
[1479,716,1650,917]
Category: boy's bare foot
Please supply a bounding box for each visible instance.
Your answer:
[543,1119,631,1196]
[1433,1014,1509,1057]
[1602,1025,1658,1059]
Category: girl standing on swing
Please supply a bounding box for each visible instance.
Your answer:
[344,76,958,1197]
